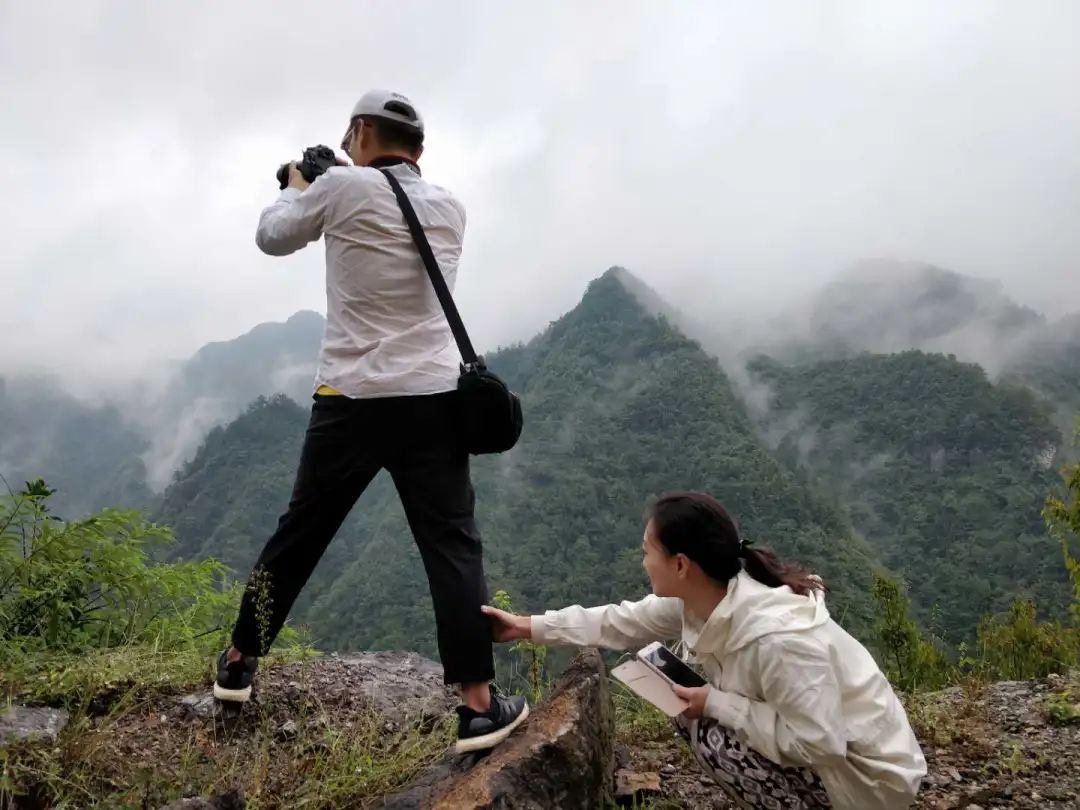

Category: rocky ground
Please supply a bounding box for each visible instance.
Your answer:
[2,650,613,810]
[909,673,1080,810]
[4,656,1078,809]
[1,652,459,809]
[617,672,1080,809]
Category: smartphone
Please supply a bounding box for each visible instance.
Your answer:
[637,642,708,688]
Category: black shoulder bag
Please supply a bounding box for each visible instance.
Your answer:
[379,168,523,455]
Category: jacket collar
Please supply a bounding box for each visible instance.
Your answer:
[367,155,421,175]
[683,571,831,657]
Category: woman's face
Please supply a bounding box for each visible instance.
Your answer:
[642,520,682,597]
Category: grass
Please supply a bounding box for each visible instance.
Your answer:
[905,675,989,750]
[999,740,1048,777]
[1,644,455,810]
[612,682,675,746]
[608,675,699,809]
[1043,688,1080,727]
[0,492,458,809]
[3,644,219,709]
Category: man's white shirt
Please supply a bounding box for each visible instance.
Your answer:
[256,161,464,399]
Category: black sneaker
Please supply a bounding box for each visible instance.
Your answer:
[453,688,530,754]
[213,649,258,703]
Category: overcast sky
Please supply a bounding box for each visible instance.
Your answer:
[2,1,1078,389]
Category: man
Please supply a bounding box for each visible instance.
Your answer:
[214,90,528,754]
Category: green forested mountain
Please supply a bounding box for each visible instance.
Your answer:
[0,376,153,517]
[13,262,1073,660]
[168,310,323,405]
[0,311,325,517]
[157,270,881,658]
[749,263,1080,433]
[747,350,1069,640]
[153,394,309,570]
[139,309,324,491]
[1006,313,1080,447]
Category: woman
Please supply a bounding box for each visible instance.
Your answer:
[482,491,926,810]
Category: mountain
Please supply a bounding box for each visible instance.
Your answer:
[805,260,1044,359]
[1004,312,1080,445]
[746,257,1080,451]
[162,310,324,409]
[747,349,1070,640]
[0,375,153,517]
[0,311,326,518]
[8,258,1079,525]
[157,269,882,658]
[8,257,1076,655]
[138,310,324,490]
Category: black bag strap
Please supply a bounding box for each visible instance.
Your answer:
[378,168,480,367]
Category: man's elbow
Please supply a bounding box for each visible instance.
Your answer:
[255,229,297,257]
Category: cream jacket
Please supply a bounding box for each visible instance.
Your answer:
[531,572,926,810]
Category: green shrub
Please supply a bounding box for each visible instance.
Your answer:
[871,574,954,692]
[491,588,548,704]
[0,479,241,702]
[974,599,1077,681]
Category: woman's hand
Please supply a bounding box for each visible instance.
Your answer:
[480,605,533,642]
[672,684,712,720]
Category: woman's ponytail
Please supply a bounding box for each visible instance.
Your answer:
[647,491,824,596]
[740,544,822,597]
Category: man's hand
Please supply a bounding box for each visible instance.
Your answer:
[480,605,532,643]
[672,684,712,719]
[287,162,310,192]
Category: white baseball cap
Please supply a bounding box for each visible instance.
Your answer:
[349,90,424,132]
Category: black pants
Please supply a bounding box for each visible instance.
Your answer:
[231,391,494,685]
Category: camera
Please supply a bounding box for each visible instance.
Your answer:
[276,145,338,190]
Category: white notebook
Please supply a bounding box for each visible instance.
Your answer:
[611,658,689,717]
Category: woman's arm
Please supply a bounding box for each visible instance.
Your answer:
[483,595,684,651]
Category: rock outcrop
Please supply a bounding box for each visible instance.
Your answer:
[621,671,1080,809]
[914,674,1080,809]
[9,645,1074,810]
[381,648,614,809]
[4,649,618,810]
[0,706,69,746]
[301,650,458,728]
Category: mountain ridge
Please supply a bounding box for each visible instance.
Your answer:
[158,269,882,656]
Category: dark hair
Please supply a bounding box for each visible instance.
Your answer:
[359,114,424,156]
[645,491,823,596]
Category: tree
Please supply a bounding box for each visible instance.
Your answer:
[870,574,952,692]
[1045,420,1080,625]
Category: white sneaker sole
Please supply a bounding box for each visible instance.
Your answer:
[213,682,252,703]
[453,701,530,754]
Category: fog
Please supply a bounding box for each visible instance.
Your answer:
[2,1,1078,395]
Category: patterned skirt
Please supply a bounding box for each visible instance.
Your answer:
[674,715,832,809]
